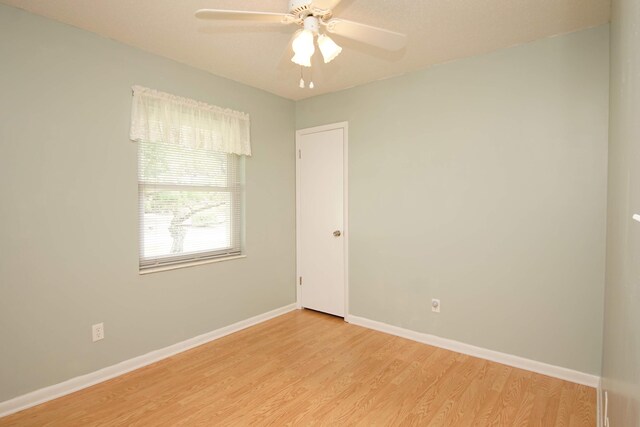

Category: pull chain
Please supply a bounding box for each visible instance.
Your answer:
[299,66,305,88]
[298,66,315,89]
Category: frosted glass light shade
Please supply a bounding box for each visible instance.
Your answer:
[318,34,342,63]
[291,30,315,67]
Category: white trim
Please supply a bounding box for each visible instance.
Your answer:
[0,303,297,418]
[295,122,349,317]
[139,255,247,275]
[345,314,600,388]
[295,132,302,310]
[343,124,349,318]
[597,378,603,427]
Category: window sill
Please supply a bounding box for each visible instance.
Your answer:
[139,255,247,275]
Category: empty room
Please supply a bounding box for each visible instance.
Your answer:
[0,0,637,425]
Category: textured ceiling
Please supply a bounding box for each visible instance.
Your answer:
[2,0,610,100]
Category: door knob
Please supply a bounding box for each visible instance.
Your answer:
[333,230,342,237]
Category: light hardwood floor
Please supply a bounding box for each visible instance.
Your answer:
[1,309,595,426]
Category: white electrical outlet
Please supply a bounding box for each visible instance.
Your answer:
[92,323,104,342]
[431,299,441,313]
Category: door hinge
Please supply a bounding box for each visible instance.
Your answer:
[299,276,303,285]
[298,149,301,159]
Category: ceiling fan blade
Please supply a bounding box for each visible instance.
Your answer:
[311,0,343,11]
[325,19,407,51]
[195,9,295,24]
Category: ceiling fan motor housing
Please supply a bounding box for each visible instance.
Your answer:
[289,0,313,15]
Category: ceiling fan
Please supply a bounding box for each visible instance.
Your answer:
[195,0,407,88]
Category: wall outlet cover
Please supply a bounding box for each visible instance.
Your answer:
[92,323,104,342]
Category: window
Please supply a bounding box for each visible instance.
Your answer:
[138,141,243,269]
[129,86,250,270]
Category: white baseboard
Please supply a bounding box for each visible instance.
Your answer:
[345,314,600,388]
[0,303,297,418]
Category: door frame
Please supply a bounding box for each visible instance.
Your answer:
[295,121,349,317]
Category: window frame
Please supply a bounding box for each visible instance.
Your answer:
[137,149,244,271]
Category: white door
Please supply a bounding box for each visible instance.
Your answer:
[297,124,347,317]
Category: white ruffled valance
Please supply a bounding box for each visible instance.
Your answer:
[129,85,251,156]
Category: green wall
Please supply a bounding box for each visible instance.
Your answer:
[296,26,610,375]
[601,0,640,424]
[0,4,296,401]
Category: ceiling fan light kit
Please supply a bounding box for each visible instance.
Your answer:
[195,0,407,88]
[291,17,342,67]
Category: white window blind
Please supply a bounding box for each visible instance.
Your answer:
[131,86,248,270]
[138,141,243,269]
